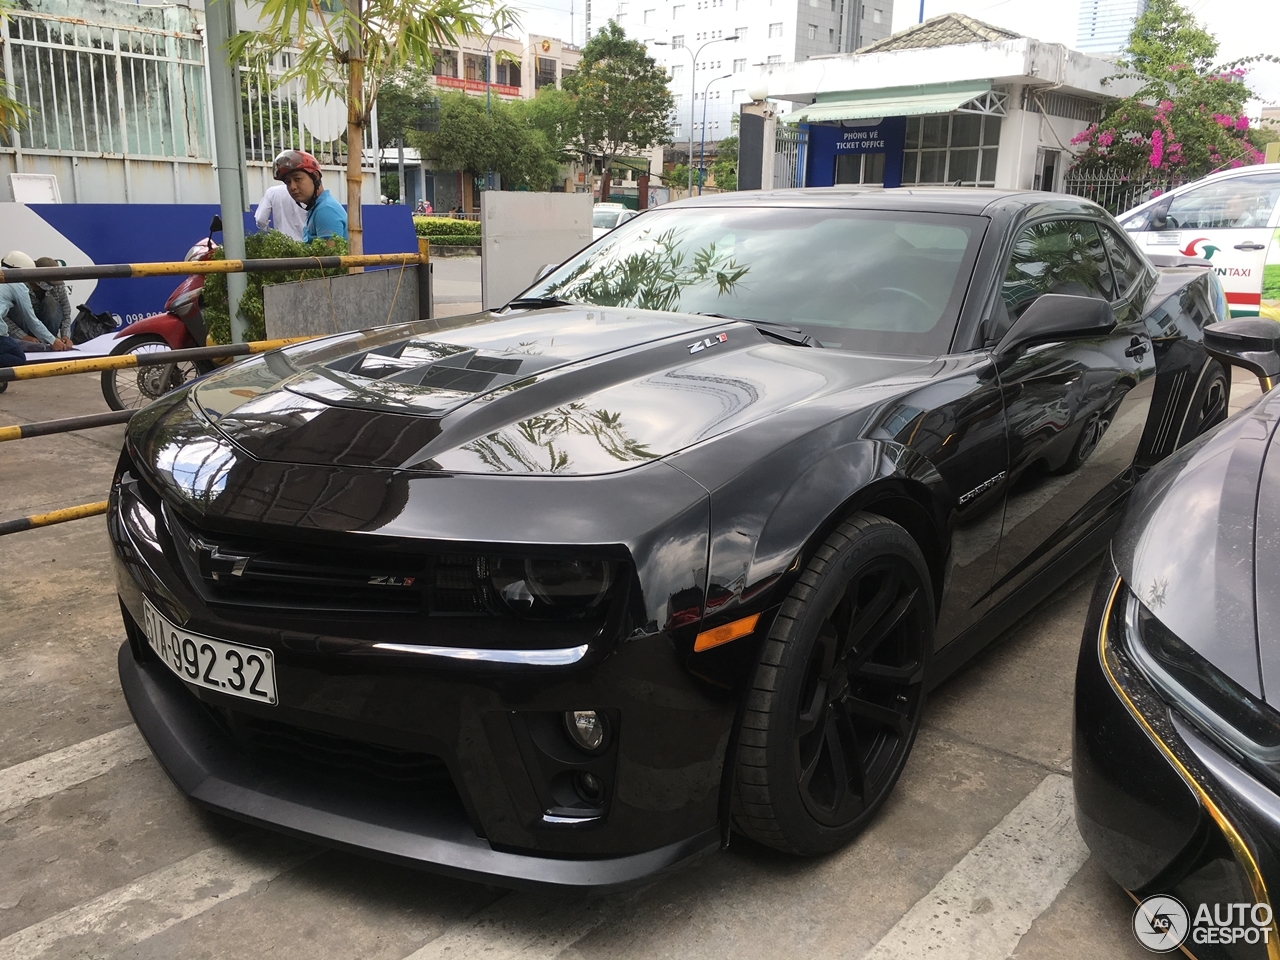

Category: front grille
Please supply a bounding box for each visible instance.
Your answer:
[166,508,488,615]
[232,714,455,793]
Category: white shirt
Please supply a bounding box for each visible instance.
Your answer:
[253,184,307,241]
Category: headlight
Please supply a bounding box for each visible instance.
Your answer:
[489,558,615,619]
[1120,586,1280,774]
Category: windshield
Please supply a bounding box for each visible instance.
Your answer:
[523,205,985,355]
[592,209,624,228]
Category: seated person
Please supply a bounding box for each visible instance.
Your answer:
[28,257,74,351]
[1,250,59,351]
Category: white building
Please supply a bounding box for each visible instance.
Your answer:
[741,14,1145,193]
[1076,0,1146,56]
[585,0,893,154]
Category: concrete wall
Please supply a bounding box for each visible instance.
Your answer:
[263,266,429,340]
[480,192,592,309]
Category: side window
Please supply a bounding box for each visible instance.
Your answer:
[1100,226,1144,298]
[1163,174,1280,230]
[1001,219,1116,322]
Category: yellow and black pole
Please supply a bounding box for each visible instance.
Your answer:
[0,251,427,284]
[0,501,109,537]
[0,336,312,384]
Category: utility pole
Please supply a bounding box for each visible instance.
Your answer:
[204,0,249,342]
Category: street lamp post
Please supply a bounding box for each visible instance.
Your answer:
[654,34,738,195]
[698,73,731,194]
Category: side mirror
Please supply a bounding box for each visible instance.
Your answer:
[209,215,223,234]
[995,294,1116,356]
[531,263,559,284]
[1147,198,1173,232]
[1204,318,1280,391]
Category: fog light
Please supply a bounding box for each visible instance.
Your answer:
[575,771,606,805]
[564,709,607,753]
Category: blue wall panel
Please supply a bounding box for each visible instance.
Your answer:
[805,117,907,189]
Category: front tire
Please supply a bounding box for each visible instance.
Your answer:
[733,514,934,856]
[101,335,208,411]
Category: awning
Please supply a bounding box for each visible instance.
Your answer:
[789,81,992,124]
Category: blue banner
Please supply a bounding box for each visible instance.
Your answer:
[27,203,417,325]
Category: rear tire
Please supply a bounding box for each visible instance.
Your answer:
[1176,359,1230,447]
[101,335,208,411]
[733,514,934,856]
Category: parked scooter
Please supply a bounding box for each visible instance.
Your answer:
[101,216,223,411]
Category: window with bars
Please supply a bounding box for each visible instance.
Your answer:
[733,58,746,71]
[535,56,557,89]
[768,22,783,36]
[901,114,1001,187]
[673,34,686,46]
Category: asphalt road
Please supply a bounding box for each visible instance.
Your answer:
[0,362,1262,960]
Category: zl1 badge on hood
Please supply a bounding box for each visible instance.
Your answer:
[689,332,729,354]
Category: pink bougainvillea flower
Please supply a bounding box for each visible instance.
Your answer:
[1236,116,1250,131]
[1149,127,1164,168]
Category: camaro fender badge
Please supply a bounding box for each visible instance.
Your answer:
[368,575,416,587]
[958,471,1007,505]
[688,332,729,354]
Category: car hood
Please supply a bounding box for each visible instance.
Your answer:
[187,306,934,477]
[1113,387,1280,700]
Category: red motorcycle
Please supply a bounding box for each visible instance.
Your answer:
[101,218,221,411]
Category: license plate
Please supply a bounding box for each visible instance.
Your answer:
[142,598,278,705]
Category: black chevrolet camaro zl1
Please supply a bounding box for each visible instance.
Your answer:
[110,187,1233,887]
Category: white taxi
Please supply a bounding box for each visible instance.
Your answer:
[1119,166,1280,320]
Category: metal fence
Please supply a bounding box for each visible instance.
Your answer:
[1062,166,1185,216]
[241,56,378,170]
[773,123,807,190]
[1,8,210,160]
[0,1,377,203]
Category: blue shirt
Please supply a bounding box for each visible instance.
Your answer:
[0,282,54,344]
[304,190,348,243]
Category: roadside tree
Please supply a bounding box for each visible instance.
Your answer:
[411,90,562,192]
[562,21,673,201]
[230,0,514,256]
[1070,0,1275,181]
[711,135,738,191]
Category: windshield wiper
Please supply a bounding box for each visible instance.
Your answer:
[505,297,573,310]
[693,313,820,348]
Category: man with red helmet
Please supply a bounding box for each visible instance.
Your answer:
[272,150,348,243]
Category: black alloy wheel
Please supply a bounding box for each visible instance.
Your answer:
[733,514,934,856]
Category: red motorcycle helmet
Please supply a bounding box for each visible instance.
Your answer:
[272,149,322,188]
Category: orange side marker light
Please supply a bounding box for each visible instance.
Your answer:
[694,613,761,652]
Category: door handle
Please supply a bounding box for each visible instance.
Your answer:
[1234,242,1266,251]
[1125,337,1149,362]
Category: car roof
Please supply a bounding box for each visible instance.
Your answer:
[665,185,1103,218]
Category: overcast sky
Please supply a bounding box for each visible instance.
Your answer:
[522,0,1279,114]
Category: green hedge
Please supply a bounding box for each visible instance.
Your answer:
[413,216,479,239]
[422,235,480,247]
[204,230,348,344]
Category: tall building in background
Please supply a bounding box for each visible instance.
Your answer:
[586,0,893,149]
[1076,0,1146,55]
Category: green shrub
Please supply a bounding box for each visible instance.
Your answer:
[204,231,348,344]
[422,235,480,247]
[413,216,479,239]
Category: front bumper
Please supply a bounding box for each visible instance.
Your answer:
[118,641,717,889]
[1074,563,1280,958]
